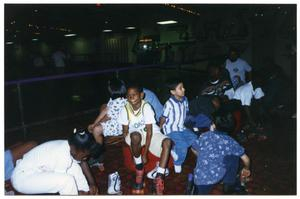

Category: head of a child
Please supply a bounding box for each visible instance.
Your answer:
[68,128,96,161]
[166,78,185,100]
[107,77,127,99]
[211,111,235,133]
[126,83,144,110]
[207,62,221,82]
[228,47,239,62]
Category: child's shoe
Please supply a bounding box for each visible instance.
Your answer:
[107,171,122,194]
[153,175,164,195]
[147,162,170,179]
[174,165,182,173]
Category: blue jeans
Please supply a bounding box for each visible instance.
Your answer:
[194,155,240,195]
[168,129,197,165]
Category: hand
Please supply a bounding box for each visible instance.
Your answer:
[89,184,99,195]
[142,153,148,165]
[88,124,95,133]
[241,168,251,178]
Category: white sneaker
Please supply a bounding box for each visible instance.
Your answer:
[107,171,122,194]
[5,190,15,195]
[174,165,182,173]
[171,150,178,161]
[146,162,170,179]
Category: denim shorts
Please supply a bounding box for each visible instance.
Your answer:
[5,150,14,181]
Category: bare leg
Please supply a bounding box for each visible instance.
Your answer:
[159,138,171,169]
[130,132,142,158]
[92,125,104,145]
[91,125,105,171]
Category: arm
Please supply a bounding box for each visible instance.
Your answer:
[122,125,129,139]
[143,124,153,164]
[88,105,108,132]
[159,117,166,129]
[244,61,252,82]
[246,71,252,82]
[240,154,251,177]
[93,105,108,124]
[80,161,98,195]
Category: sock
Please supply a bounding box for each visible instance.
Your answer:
[174,165,182,173]
[134,155,142,164]
[134,155,143,170]
[156,167,166,177]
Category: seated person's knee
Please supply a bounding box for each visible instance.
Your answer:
[93,125,103,135]
[130,132,141,145]
[162,138,172,149]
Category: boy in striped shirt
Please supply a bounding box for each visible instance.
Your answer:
[160,79,197,173]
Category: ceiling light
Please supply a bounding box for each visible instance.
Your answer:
[157,20,178,25]
[125,26,136,30]
[64,33,77,37]
[103,29,112,32]
[6,41,14,45]
[32,38,38,41]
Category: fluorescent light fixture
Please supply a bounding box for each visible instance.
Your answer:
[125,26,136,30]
[6,41,14,45]
[64,33,77,37]
[103,29,112,32]
[32,38,38,41]
[157,20,178,25]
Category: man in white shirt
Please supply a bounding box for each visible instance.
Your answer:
[52,47,67,74]
[225,47,252,89]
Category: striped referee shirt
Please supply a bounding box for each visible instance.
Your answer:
[162,96,189,135]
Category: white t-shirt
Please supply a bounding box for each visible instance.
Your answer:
[15,140,74,173]
[225,58,252,87]
[118,100,161,134]
[233,81,264,106]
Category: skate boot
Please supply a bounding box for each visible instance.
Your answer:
[153,175,164,195]
[107,171,122,194]
[132,169,145,194]
[147,162,170,179]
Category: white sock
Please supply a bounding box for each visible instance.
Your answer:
[171,150,178,161]
[134,155,142,164]
[174,165,182,173]
[157,167,166,175]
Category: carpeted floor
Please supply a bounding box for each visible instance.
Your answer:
[5,106,296,195]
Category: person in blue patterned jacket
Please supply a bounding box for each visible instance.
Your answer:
[191,111,251,195]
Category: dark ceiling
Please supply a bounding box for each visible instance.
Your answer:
[5,4,295,42]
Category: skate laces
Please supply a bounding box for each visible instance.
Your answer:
[154,176,164,194]
[136,169,144,184]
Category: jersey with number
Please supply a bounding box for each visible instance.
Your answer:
[118,100,161,134]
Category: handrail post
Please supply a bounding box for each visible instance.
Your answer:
[16,83,27,139]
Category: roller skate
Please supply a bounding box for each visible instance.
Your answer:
[107,171,122,195]
[131,169,145,194]
[152,174,164,195]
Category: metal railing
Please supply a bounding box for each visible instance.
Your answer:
[5,63,169,139]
